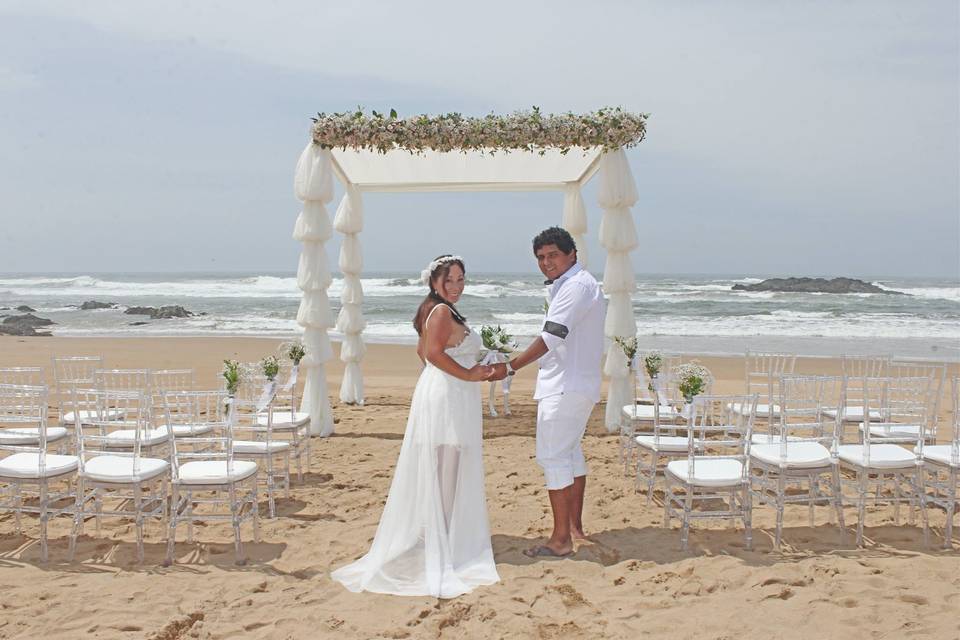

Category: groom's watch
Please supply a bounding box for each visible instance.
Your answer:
[505,361,516,376]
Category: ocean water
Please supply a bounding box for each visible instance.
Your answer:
[0,272,957,360]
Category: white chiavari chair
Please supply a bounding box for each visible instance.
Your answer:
[824,355,892,425]
[232,376,290,519]
[920,376,959,549]
[0,384,78,562]
[68,389,170,562]
[53,355,104,427]
[663,394,757,550]
[730,351,797,442]
[750,375,845,548]
[835,375,927,546]
[163,390,259,565]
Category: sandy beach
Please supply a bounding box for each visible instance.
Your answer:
[0,336,957,639]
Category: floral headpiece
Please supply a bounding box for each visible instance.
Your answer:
[420,255,463,286]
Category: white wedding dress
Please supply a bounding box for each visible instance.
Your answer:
[331,322,500,598]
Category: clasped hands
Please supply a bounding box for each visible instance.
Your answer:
[468,362,510,382]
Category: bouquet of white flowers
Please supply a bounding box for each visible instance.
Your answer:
[480,325,518,355]
[673,362,713,403]
[613,336,639,369]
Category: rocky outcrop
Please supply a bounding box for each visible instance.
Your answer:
[732,277,903,295]
[0,313,54,336]
[124,305,194,319]
[15,305,36,312]
[80,300,118,310]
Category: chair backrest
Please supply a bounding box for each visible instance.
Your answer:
[74,388,155,466]
[636,353,681,404]
[152,369,195,393]
[94,368,152,392]
[839,355,893,411]
[745,351,797,420]
[845,376,929,464]
[0,384,51,470]
[891,361,947,435]
[52,355,103,387]
[232,375,279,443]
[0,367,46,386]
[778,375,842,451]
[682,394,757,483]
[162,389,234,479]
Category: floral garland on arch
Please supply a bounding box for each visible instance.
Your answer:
[310,107,648,155]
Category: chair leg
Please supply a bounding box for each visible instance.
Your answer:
[775,473,785,549]
[921,467,931,548]
[39,480,49,563]
[164,485,178,566]
[229,483,243,565]
[807,475,816,528]
[68,477,84,561]
[856,470,867,547]
[13,483,22,533]
[743,482,753,551]
[134,484,144,564]
[186,490,194,543]
[681,486,693,551]
[893,472,902,524]
[945,469,956,549]
[646,452,659,506]
[251,482,261,543]
[832,465,845,543]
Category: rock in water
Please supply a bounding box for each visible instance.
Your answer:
[731,277,903,294]
[15,305,36,312]
[80,300,117,310]
[123,305,194,319]
[0,314,55,336]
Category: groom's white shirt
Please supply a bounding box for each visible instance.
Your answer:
[534,263,605,403]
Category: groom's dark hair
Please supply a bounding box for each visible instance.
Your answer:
[532,226,577,255]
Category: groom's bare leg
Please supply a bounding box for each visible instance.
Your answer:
[545,486,574,554]
[569,475,587,540]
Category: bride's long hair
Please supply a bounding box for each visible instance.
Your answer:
[413,255,468,336]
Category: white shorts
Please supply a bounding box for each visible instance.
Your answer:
[536,392,595,491]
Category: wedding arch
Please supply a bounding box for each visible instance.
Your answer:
[292,108,647,436]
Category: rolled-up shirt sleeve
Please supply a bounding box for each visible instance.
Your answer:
[541,282,591,352]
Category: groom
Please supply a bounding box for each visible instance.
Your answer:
[491,227,605,557]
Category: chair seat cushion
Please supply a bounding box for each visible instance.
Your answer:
[621,404,680,421]
[836,444,917,469]
[62,408,125,424]
[917,445,959,468]
[102,426,170,447]
[729,402,780,417]
[823,406,882,422]
[750,442,832,469]
[233,440,291,454]
[634,434,694,452]
[665,458,745,487]
[170,423,216,437]
[859,423,924,440]
[256,411,309,429]
[0,452,79,479]
[81,455,169,483]
[177,460,258,484]
[0,427,69,445]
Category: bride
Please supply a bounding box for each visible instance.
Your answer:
[331,254,501,598]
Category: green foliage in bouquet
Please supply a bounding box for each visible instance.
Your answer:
[285,341,307,366]
[613,336,639,365]
[261,355,280,382]
[673,362,713,403]
[480,325,519,354]
[222,359,242,397]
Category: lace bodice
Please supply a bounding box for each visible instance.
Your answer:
[444,327,482,368]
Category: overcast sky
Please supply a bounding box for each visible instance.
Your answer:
[0,1,957,277]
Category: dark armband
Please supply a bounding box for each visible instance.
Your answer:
[543,321,569,339]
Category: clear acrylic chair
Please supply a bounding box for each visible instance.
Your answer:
[920,376,959,548]
[163,390,259,565]
[69,389,170,562]
[0,369,69,451]
[0,384,78,562]
[256,362,310,482]
[52,355,104,427]
[731,351,797,441]
[620,354,682,473]
[880,361,947,444]
[750,375,845,548]
[0,367,46,386]
[634,395,700,505]
[232,377,290,518]
[663,394,757,550]
[94,368,152,392]
[824,355,892,424]
[835,376,927,546]
[151,369,205,438]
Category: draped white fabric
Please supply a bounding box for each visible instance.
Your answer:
[294,142,336,437]
[597,149,639,431]
[561,183,589,269]
[336,186,366,404]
